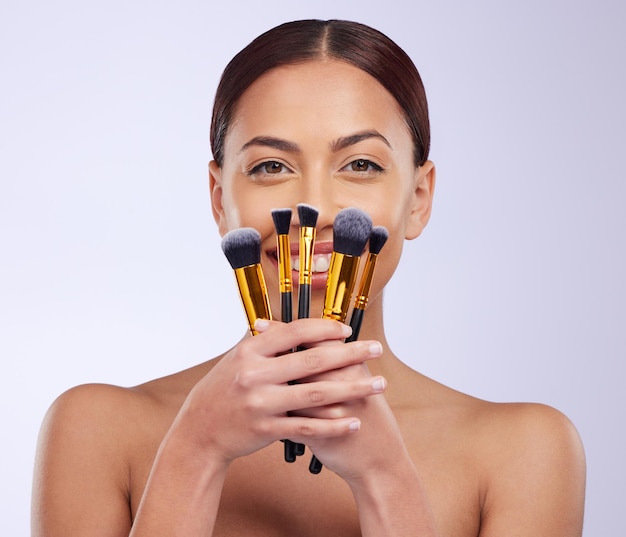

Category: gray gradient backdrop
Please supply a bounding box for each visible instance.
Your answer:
[1,0,624,534]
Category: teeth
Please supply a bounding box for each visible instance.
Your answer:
[291,253,332,274]
[314,255,330,273]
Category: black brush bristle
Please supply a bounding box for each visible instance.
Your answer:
[333,208,372,256]
[271,208,292,235]
[297,204,319,228]
[221,228,261,269]
[368,226,389,255]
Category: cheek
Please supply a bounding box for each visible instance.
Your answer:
[374,233,404,285]
[363,192,412,238]
[221,183,278,237]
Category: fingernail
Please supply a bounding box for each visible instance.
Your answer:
[341,324,353,337]
[349,419,361,432]
[254,318,271,332]
[371,376,387,392]
[368,341,383,356]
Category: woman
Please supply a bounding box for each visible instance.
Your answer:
[32,19,586,536]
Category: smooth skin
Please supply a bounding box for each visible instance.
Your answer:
[32,60,586,536]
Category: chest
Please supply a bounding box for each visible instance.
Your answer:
[129,437,481,537]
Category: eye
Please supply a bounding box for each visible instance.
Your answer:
[341,159,384,173]
[247,160,290,175]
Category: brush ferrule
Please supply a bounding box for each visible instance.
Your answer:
[233,264,272,335]
[353,253,379,310]
[322,252,360,322]
[299,226,316,286]
[276,234,292,293]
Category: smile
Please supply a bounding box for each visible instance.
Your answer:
[291,253,332,274]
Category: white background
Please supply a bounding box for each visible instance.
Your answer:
[1,0,624,534]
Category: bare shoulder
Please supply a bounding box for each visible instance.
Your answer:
[37,380,171,454]
[476,399,584,451]
[32,360,216,537]
[35,359,218,474]
[394,371,585,536]
[473,400,586,536]
[32,383,142,536]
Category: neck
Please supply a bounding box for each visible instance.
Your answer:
[348,294,406,378]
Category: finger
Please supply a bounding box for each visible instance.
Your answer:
[274,340,382,385]
[271,416,362,443]
[266,375,387,414]
[290,400,367,420]
[252,318,352,356]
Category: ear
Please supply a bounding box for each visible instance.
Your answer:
[405,160,436,240]
[208,160,228,236]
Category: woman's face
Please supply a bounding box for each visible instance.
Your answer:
[210,59,434,313]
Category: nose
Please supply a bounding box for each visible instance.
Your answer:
[291,173,344,236]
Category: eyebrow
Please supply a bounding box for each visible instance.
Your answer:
[239,136,301,154]
[239,130,392,155]
[330,130,392,152]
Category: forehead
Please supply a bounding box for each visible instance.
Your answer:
[225,59,409,151]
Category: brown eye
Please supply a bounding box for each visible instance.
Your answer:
[248,160,290,176]
[264,161,284,173]
[351,159,369,172]
[345,159,383,173]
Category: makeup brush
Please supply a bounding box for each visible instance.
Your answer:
[320,208,373,323]
[271,208,293,324]
[296,203,319,322]
[309,208,373,475]
[291,204,319,458]
[345,226,389,343]
[221,228,272,336]
[271,208,298,463]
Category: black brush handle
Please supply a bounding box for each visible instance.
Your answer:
[291,282,311,457]
[284,439,296,463]
[309,309,364,474]
[309,455,323,474]
[297,283,310,320]
[279,291,299,461]
[281,291,292,324]
[345,307,364,343]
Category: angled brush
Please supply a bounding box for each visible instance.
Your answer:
[345,226,389,343]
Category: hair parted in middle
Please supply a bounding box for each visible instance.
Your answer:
[210,19,430,169]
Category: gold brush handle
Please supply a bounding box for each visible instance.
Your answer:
[234,264,272,335]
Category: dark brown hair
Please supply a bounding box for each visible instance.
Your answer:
[210,19,430,167]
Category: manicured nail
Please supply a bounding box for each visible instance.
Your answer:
[368,341,383,356]
[349,419,361,432]
[254,318,271,332]
[371,376,387,392]
[341,323,353,337]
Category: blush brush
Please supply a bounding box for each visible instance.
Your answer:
[345,226,389,343]
[221,228,272,336]
[309,207,373,475]
[320,208,373,323]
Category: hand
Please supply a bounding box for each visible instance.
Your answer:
[292,362,406,483]
[167,318,387,466]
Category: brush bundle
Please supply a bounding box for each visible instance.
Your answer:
[221,205,388,473]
